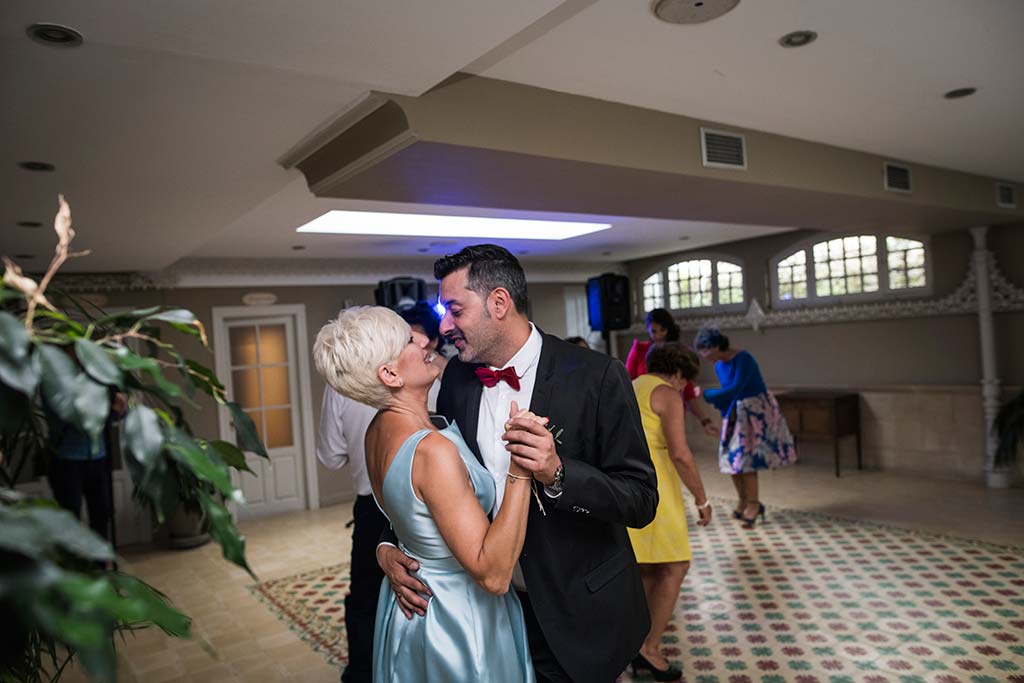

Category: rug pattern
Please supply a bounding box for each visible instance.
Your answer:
[251,502,1024,682]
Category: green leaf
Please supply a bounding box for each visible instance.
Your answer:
[0,311,30,360]
[0,379,31,431]
[0,285,26,303]
[107,573,191,636]
[27,507,115,561]
[185,359,225,403]
[0,345,40,397]
[164,427,238,501]
[144,309,198,325]
[0,312,40,396]
[72,373,111,452]
[92,305,161,326]
[210,440,254,474]
[201,491,255,579]
[38,345,79,422]
[227,401,268,458]
[110,345,160,373]
[122,405,164,469]
[75,338,124,386]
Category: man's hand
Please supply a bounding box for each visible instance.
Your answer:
[503,403,560,486]
[376,544,431,619]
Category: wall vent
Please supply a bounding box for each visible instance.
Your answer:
[883,162,912,193]
[701,128,747,170]
[996,182,1017,209]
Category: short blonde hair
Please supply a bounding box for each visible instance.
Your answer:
[313,306,410,408]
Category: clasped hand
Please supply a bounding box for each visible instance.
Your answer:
[502,400,559,486]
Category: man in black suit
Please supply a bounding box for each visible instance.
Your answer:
[377,244,658,682]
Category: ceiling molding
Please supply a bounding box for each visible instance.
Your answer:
[287,75,1020,233]
[278,92,390,169]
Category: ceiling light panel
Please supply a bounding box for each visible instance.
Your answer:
[295,211,611,240]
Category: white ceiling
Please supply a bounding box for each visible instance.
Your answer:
[2,0,1021,276]
[474,0,1024,183]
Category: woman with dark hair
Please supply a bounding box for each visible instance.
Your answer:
[627,309,718,437]
[627,342,712,681]
[400,302,448,411]
[694,325,796,528]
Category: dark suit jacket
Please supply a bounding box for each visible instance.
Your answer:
[437,331,658,682]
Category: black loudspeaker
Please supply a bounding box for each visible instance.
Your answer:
[587,273,632,331]
[375,278,426,311]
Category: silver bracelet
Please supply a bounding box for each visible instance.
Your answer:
[696,499,711,509]
[507,472,531,482]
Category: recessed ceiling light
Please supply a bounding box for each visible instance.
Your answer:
[678,236,691,241]
[779,30,817,48]
[943,87,977,100]
[653,0,740,25]
[18,161,55,172]
[601,251,613,256]
[291,245,305,251]
[295,211,611,240]
[17,221,43,228]
[26,23,83,48]
[518,250,530,255]
[417,247,429,253]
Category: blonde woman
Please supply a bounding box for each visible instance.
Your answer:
[314,306,536,682]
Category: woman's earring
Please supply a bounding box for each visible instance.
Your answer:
[397,378,405,387]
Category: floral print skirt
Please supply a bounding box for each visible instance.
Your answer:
[719,392,797,474]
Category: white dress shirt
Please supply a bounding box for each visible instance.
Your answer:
[316,387,377,497]
[477,324,544,591]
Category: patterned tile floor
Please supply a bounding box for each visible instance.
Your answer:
[57,457,1023,682]
[248,501,1024,683]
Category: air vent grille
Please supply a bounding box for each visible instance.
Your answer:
[996,182,1017,209]
[884,162,912,193]
[701,128,747,170]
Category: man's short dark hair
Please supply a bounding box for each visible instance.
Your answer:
[433,244,529,313]
[646,342,700,379]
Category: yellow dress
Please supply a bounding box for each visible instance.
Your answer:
[627,374,691,564]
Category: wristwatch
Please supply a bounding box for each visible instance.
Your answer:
[549,463,565,494]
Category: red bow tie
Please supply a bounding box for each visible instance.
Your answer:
[475,366,521,391]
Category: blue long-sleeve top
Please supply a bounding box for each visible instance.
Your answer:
[703,350,768,419]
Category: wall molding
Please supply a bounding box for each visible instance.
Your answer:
[623,251,1024,333]
[48,258,626,292]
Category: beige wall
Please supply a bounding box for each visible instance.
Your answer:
[622,223,1024,482]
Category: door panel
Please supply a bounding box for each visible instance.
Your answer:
[222,316,306,518]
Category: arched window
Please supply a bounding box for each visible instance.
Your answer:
[641,257,745,313]
[772,233,930,305]
[642,272,664,312]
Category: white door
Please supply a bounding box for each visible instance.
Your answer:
[218,315,307,518]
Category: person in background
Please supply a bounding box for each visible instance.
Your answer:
[399,302,448,412]
[317,373,387,683]
[627,343,712,681]
[626,309,718,437]
[45,354,126,550]
[563,336,589,349]
[694,325,797,529]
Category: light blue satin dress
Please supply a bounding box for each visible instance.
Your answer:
[372,424,535,683]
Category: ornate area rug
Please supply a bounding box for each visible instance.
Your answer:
[250,564,351,667]
[251,502,1024,682]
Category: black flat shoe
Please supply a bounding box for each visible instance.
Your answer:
[631,653,682,681]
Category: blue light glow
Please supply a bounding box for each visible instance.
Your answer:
[433,301,446,318]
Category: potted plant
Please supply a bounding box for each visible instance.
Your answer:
[990,388,1024,488]
[0,196,268,681]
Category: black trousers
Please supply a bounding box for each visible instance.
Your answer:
[517,590,574,683]
[48,457,112,542]
[342,494,389,683]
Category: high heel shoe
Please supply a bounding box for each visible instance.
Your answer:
[631,653,682,681]
[741,503,766,529]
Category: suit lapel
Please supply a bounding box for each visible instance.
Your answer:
[529,334,557,420]
[460,366,485,465]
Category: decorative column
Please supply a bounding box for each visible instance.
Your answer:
[970,226,1006,487]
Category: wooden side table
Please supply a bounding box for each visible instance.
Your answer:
[774,391,861,477]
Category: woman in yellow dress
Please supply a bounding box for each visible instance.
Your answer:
[628,342,713,681]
